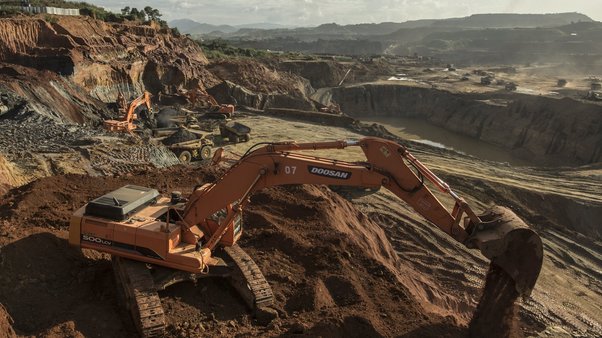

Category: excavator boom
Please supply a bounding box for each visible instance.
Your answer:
[182,137,543,296]
[184,86,235,117]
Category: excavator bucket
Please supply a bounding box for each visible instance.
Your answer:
[464,206,543,297]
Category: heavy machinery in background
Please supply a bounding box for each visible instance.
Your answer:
[585,90,602,101]
[219,121,251,143]
[154,107,215,130]
[159,127,214,163]
[587,81,602,101]
[104,92,152,133]
[505,82,518,91]
[319,103,342,115]
[183,86,235,118]
[154,107,252,145]
[166,138,213,163]
[69,137,543,337]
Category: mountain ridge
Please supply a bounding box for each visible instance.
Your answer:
[171,12,594,37]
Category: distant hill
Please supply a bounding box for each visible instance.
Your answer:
[169,19,238,34]
[169,19,294,35]
[179,12,598,60]
[389,20,602,68]
[200,12,594,40]
[236,23,293,30]
[431,13,593,29]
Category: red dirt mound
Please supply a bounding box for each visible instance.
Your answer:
[0,166,219,230]
[469,264,522,338]
[0,304,16,338]
[0,166,465,337]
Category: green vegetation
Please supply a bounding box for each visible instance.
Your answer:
[199,38,270,59]
[44,13,57,23]
[198,38,316,61]
[120,6,163,24]
[0,6,20,17]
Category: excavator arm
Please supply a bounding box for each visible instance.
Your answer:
[181,137,543,296]
[125,91,152,124]
[104,91,152,134]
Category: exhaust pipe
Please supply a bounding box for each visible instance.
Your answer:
[465,206,543,297]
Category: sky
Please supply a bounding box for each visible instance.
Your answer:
[86,0,602,26]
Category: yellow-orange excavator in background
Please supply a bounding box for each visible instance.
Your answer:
[104,91,152,133]
[69,137,543,337]
[182,86,235,118]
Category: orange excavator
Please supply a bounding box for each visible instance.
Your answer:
[183,86,235,118]
[69,137,543,337]
[104,91,152,133]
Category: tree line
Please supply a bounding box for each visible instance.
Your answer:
[120,6,162,22]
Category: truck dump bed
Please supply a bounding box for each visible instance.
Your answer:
[220,122,251,136]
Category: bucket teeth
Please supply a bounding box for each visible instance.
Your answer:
[465,206,543,296]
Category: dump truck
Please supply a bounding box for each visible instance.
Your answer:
[159,127,214,163]
[166,138,213,163]
[219,121,251,143]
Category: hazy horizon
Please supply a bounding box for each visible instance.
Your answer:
[86,1,602,26]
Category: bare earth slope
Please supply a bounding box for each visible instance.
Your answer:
[0,15,211,105]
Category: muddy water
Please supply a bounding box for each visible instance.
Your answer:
[358,116,531,166]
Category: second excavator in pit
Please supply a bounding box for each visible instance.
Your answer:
[104,91,152,134]
[69,137,543,337]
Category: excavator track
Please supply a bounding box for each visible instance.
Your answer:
[223,245,274,310]
[112,257,166,338]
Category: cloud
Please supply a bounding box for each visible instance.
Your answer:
[85,0,602,25]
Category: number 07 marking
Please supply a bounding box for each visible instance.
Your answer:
[285,166,297,174]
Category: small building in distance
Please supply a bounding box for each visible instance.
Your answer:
[21,6,79,16]
[0,1,80,16]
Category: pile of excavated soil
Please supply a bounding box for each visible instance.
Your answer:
[0,154,24,197]
[0,166,467,337]
[162,127,199,146]
[0,304,16,338]
[470,265,522,338]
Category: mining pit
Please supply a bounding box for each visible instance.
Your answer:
[0,14,600,338]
